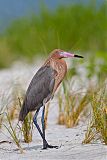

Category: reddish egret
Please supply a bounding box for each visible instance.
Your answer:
[19,49,83,149]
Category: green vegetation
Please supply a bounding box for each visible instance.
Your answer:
[58,81,90,128]
[83,86,107,145]
[18,96,33,144]
[57,79,107,145]
[0,2,106,68]
[22,112,33,143]
[4,109,23,153]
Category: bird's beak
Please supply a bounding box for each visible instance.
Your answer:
[62,52,84,58]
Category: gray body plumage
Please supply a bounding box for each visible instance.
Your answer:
[19,66,55,121]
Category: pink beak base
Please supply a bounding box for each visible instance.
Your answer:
[63,52,84,58]
[63,52,75,58]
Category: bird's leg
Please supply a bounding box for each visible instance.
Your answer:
[41,105,47,148]
[41,105,45,138]
[33,105,58,149]
[33,108,48,145]
[41,104,58,149]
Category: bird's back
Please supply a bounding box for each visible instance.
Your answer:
[19,66,55,121]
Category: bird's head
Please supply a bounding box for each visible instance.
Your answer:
[50,49,84,59]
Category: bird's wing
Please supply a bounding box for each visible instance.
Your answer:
[24,66,56,111]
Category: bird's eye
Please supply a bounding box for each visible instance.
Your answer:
[60,51,64,55]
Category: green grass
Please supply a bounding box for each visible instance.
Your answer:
[18,96,33,144]
[0,2,106,68]
[22,112,33,143]
[83,85,107,145]
[58,81,90,128]
[4,109,23,153]
[0,84,33,151]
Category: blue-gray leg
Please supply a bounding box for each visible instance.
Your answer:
[33,108,48,147]
[33,106,58,149]
[41,105,45,139]
[41,105,48,149]
[41,105,59,149]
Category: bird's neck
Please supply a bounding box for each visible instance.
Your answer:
[44,57,67,74]
[44,58,67,92]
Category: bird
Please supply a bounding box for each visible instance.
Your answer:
[19,49,83,149]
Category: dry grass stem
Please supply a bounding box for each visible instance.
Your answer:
[44,102,50,129]
[83,86,107,145]
[4,110,23,153]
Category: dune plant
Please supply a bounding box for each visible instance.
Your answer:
[58,81,90,128]
[4,108,23,153]
[18,97,33,143]
[6,83,34,143]
[64,90,90,128]
[83,86,107,145]
[22,112,33,143]
[0,116,3,128]
[9,83,25,120]
[69,91,90,127]
[1,83,33,145]
[82,121,96,144]
[58,92,65,125]
[0,91,12,128]
[0,107,4,128]
[44,102,50,129]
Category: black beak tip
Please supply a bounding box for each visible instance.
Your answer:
[74,55,84,58]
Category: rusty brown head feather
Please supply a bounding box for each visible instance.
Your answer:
[49,49,84,59]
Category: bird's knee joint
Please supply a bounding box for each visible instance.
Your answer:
[41,117,45,125]
[33,116,37,124]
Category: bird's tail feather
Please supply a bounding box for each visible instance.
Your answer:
[19,101,29,121]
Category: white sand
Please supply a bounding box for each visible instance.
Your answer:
[0,121,107,160]
[0,62,107,160]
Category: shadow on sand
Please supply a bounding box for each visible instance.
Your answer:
[23,145,42,151]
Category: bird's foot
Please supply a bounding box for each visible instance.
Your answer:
[43,142,58,149]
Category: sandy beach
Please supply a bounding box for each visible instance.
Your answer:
[0,62,107,160]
